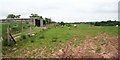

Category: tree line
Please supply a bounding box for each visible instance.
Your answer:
[58,20,119,26]
[92,20,120,26]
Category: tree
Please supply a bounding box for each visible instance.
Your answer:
[7,14,21,19]
[29,13,39,18]
[48,18,51,23]
[39,16,44,20]
[7,14,16,18]
[15,15,21,18]
[60,21,65,26]
[94,22,100,26]
[45,18,51,24]
[45,18,49,23]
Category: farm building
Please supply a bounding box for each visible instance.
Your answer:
[0,18,45,27]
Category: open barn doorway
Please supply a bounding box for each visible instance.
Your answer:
[43,20,46,26]
[35,19,40,27]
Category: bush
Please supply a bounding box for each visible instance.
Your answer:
[26,22,29,24]
[30,40,34,43]
[23,26,26,29]
[21,34,27,39]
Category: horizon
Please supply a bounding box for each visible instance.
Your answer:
[0,18,118,23]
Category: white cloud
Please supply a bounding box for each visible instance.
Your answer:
[0,0,119,22]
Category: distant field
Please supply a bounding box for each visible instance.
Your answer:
[3,24,119,58]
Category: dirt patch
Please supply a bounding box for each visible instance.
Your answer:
[51,33,118,58]
[3,47,43,58]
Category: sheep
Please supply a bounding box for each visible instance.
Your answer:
[116,25,118,27]
[74,24,77,28]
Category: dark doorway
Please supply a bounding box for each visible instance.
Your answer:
[43,20,46,25]
[35,19,40,27]
[43,20,46,27]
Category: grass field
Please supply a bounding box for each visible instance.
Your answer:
[0,23,1,34]
[0,23,2,58]
[2,24,119,58]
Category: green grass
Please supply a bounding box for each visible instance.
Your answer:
[0,23,2,59]
[0,23,2,36]
[1,22,35,45]
[2,24,119,57]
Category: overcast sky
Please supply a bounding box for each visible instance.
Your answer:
[0,0,119,22]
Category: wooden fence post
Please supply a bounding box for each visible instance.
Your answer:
[21,20,23,39]
[30,26,32,37]
[7,27,10,45]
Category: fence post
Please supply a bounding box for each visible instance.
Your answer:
[21,20,23,40]
[30,26,32,37]
[7,27,10,45]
